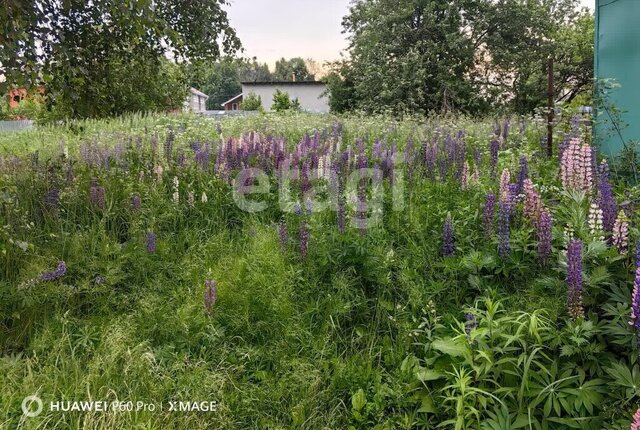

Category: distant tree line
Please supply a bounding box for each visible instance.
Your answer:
[326,0,594,115]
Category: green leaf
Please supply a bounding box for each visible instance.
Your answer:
[432,338,467,357]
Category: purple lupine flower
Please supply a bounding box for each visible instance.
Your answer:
[598,160,617,231]
[490,137,500,178]
[89,178,106,210]
[516,156,528,195]
[483,192,496,238]
[337,196,347,233]
[94,275,105,285]
[567,239,584,320]
[278,221,288,248]
[299,221,309,258]
[45,188,60,209]
[41,261,66,281]
[164,127,174,163]
[498,199,511,258]
[537,209,552,265]
[132,193,141,211]
[442,213,455,257]
[630,266,640,346]
[635,238,640,267]
[146,232,157,254]
[293,203,302,216]
[204,279,218,315]
[464,313,477,344]
[473,147,482,169]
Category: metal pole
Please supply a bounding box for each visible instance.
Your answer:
[547,58,554,157]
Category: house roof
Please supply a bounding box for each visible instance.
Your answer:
[241,81,326,86]
[189,87,209,98]
[220,93,243,107]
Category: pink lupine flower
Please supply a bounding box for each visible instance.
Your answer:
[523,179,542,225]
[499,168,511,202]
[560,138,593,194]
[612,210,630,255]
[631,408,640,430]
[461,161,470,190]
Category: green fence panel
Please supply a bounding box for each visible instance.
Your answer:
[595,0,640,156]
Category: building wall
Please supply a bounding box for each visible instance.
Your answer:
[242,83,329,113]
[595,0,640,155]
[191,94,207,112]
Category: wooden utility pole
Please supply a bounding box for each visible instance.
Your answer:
[547,58,554,157]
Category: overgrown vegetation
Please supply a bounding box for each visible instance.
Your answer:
[1,112,640,428]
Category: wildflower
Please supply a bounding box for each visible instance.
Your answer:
[132,193,141,210]
[172,176,180,203]
[464,313,477,341]
[560,138,593,194]
[612,211,630,255]
[187,191,195,208]
[299,221,309,258]
[499,168,511,202]
[45,188,60,210]
[483,192,496,238]
[498,199,511,258]
[89,178,106,209]
[201,192,208,203]
[523,179,542,224]
[94,275,105,285]
[516,156,528,194]
[630,267,640,335]
[461,161,470,190]
[204,279,218,315]
[278,221,288,248]
[588,202,605,241]
[489,137,500,178]
[146,232,157,254]
[632,408,640,430]
[537,209,552,265]
[442,213,455,257]
[567,239,584,320]
[42,261,66,281]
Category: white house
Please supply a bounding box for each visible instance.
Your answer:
[241,81,329,113]
[184,87,209,113]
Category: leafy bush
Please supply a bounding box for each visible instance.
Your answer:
[240,92,263,111]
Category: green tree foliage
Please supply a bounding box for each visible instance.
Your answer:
[238,58,273,83]
[329,0,593,115]
[240,92,263,111]
[273,58,315,82]
[272,89,300,112]
[1,0,241,119]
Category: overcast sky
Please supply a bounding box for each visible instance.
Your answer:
[226,0,595,68]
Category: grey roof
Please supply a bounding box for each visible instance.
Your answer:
[189,87,209,98]
[241,81,326,86]
[220,93,243,107]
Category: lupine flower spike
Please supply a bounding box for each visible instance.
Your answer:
[442,213,455,257]
[567,240,584,320]
[631,408,640,430]
[612,210,630,255]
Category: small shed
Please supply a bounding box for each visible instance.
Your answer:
[221,94,243,111]
[184,87,209,113]
[594,0,640,155]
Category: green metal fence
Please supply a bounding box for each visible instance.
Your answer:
[595,0,640,156]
